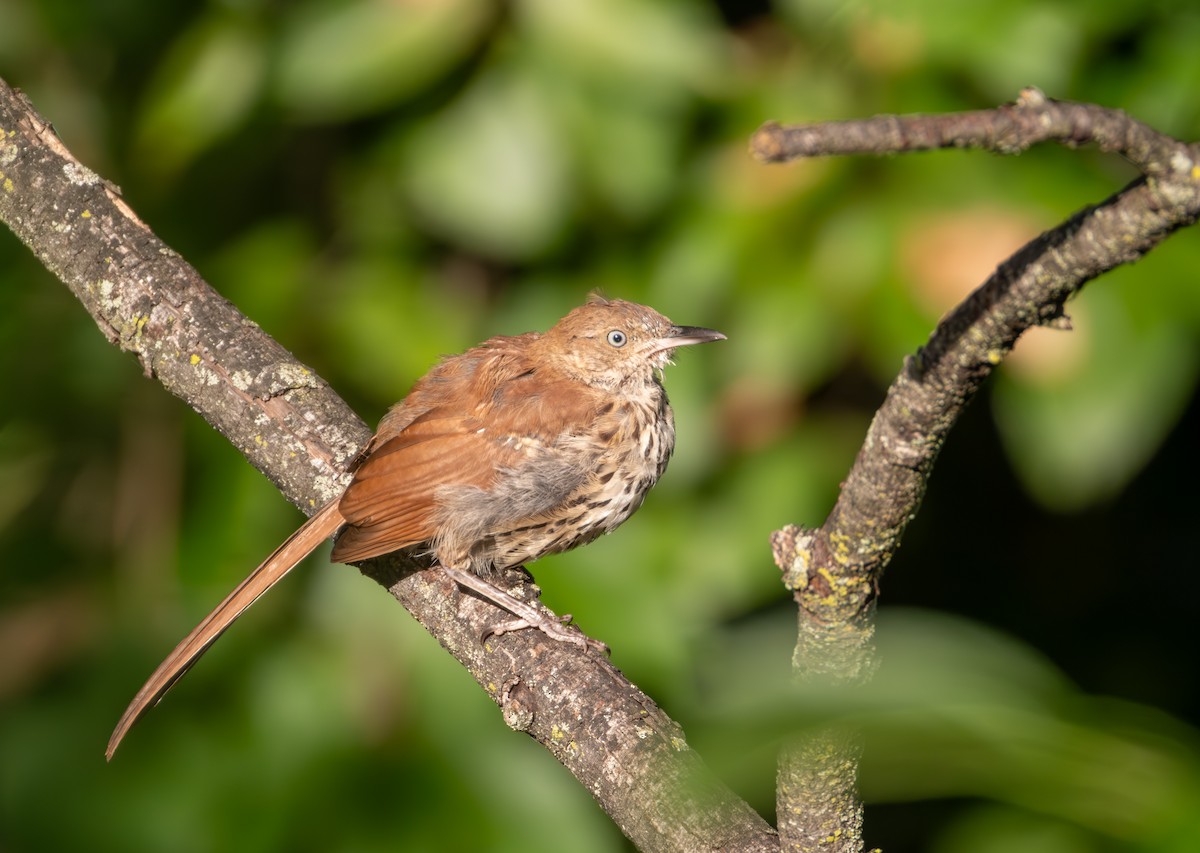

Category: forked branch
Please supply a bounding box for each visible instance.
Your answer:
[8,73,1196,852]
[761,88,1200,852]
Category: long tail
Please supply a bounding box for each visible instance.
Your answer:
[106,498,345,760]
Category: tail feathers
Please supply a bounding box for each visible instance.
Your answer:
[106,499,345,760]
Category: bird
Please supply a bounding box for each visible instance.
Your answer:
[106,295,725,759]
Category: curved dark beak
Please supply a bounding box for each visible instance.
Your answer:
[666,325,726,347]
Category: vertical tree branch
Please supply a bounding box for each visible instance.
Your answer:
[758,89,1200,851]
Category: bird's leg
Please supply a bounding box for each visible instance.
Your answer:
[440,566,609,655]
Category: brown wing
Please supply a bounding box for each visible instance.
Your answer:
[331,338,606,564]
[332,415,506,561]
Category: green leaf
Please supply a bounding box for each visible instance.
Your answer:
[397,67,572,260]
[274,0,491,122]
[993,288,1199,511]
[134,15,266,177]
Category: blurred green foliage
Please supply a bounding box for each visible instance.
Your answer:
[3,1,1200,851]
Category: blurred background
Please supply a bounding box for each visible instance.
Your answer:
[3,1,1200,851]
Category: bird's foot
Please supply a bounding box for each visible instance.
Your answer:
[440,566,609,655]
[484,613,609,655]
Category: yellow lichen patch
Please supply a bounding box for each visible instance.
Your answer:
[814,567,845,606]
[254,435,268,447]
[826,531,852,564]
[81,209,91,218]
[2,176,12,193]
[189,353,201,365]
[550,724,566,741]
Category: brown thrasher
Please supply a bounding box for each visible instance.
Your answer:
[106,295,724,759]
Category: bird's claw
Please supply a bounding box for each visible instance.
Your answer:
[441,566,609,655]
[483,613,609,655]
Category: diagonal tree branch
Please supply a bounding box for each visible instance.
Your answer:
[14,71,1196,852]
[759,88,1200,852]
[0,78,777,853]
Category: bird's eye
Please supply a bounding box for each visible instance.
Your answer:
[606,329,627,348]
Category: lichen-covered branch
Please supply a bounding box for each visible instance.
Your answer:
[760,89,1200,852]
[0,87,364,511]
[0,77,776,853]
